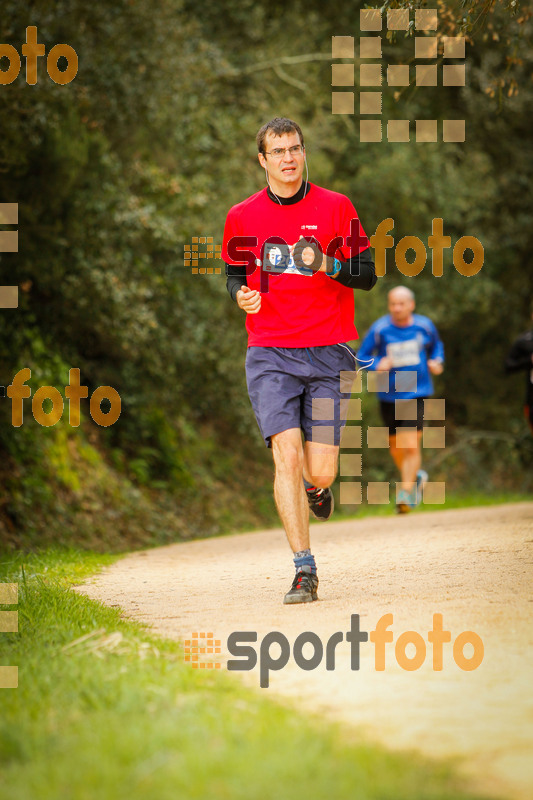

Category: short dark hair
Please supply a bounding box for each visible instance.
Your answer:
[256,117,304,155]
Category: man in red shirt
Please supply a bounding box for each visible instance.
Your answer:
[223,117,377,604]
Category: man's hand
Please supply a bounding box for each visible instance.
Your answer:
[290,236,332,273]
[428,359,444,375]
[376,356,393,371]
[236,285,261,314]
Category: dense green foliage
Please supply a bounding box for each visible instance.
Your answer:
[0,0,531,549]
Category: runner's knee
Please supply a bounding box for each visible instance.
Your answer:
[309,473,335,489]
[272,434,304,475]
[395,430,420,451]
[308,455,337,488]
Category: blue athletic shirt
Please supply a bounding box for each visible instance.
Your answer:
[356,313,445,402]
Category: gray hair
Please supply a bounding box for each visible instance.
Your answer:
[388,286,415,301]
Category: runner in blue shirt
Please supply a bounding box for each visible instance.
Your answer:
[357,286,445,512]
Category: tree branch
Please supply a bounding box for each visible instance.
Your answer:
[272,64,308,92]
[222,53,331,78]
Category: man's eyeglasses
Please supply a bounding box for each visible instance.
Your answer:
[264,145,304,158]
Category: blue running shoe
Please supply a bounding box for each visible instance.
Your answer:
[396,488,412,514]
[416,470,428,505]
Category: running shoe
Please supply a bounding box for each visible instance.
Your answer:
[395,488,412,514]
[416,469,428,505]
[305,485,334,521]
[283,565,319,604]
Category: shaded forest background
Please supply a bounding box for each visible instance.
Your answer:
[0,0,531,551]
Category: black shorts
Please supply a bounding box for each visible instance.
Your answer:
[245,344,358,448]
[379,398,427,436]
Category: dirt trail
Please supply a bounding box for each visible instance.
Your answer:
[76,503,533,800]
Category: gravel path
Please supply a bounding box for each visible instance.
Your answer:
[76,503,533,800]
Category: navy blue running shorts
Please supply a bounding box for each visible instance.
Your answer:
[245,344,358,448]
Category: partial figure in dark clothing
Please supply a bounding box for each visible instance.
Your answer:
[505,311,533,434]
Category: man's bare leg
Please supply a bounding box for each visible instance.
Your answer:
[389,430,423,492]
[302,439,339,521]
[271,428,309,553]
[303,440,339,489]
[272,429,320,604]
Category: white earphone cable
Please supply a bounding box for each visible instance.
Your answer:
[336,342,375,374]
[264,167,283,204]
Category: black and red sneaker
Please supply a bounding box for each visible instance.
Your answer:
[283,565,319,604]
[305,485,334,521]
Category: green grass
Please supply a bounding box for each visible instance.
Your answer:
[222,489,533,534]
[0,548,506,800]
[331,489,532,522]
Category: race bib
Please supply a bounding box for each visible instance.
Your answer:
[386,339,421,367]
[261,243,315,277]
